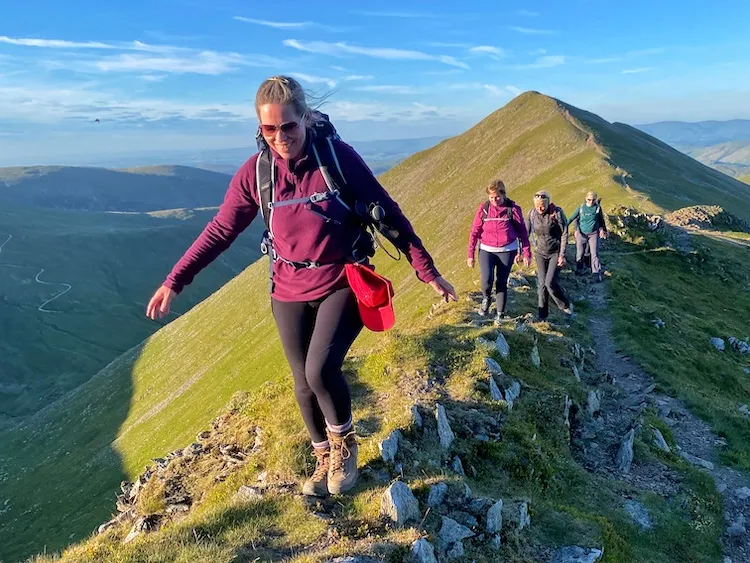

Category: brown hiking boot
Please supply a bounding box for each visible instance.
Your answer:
[328,430,359,495]
[302,447,330,497]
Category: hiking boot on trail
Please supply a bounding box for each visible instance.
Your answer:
[302,446,330,497]
[478,296,491,316]
[328,430,358,495]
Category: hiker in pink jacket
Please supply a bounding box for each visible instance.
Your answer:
[467,178,532,321]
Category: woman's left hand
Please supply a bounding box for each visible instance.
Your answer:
[557,255,566,267]
[429,276,458,302]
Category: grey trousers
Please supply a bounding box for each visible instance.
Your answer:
[575,230,601,274]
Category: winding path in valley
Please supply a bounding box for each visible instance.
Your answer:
[0,233,73,313]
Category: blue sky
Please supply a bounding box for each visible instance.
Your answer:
[1,0,749,165]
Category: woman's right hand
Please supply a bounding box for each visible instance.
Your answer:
[146,285,177,320]
[467,257,475,268]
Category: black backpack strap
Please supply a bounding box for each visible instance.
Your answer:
[255,149,275,233]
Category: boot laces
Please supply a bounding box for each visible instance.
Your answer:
[330,432,356,473]
[312,448,330,480]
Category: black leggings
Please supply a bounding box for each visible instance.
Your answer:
[535,254,569,318]
[271,287,363,444]
[479,248,516,314]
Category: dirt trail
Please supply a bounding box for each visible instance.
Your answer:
[581,280,750,563]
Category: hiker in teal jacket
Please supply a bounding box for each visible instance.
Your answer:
[568,191,608,282]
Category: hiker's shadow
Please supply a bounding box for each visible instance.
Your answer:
[343,358,381,436]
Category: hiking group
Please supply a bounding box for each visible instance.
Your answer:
[468,180,607,323]
[146,74,605,500]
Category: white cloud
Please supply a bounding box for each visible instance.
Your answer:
[0,36,115,49]
[289,72,337,88]
[354,85,420,94]
[506,85,522,96]
[427,42,472,48]
[355,11,437,18]
[517,10,539,17]
[469,45,508,59]
[331,65,347,72]
[514,55,565,69]
[233,16,314,29]
[140,74,166,82]
[483,84,521,96]
[93,51,279,75]
[342,74,374,81]
[508,26,556,35]
[282,39,470,69]
[530,48,547,56]
[621,67,653,74]
[586,57,621,64]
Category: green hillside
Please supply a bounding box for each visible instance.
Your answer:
[0,204,264,422]
[741,174,750,184]
[0,165,233,212]
[2,91,749,561]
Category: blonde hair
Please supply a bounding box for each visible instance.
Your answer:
[485,178,506,195]
[255,75,331,120]
[586,190,598,200]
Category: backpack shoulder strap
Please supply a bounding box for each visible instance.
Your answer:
[256,149,274,233]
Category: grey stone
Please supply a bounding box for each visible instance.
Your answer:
[551,546,604,563]
[505,380,521,410]
[477,337,493,349]
[436,404,455,449]
[439,516,475,544]
[449,510,478,528]
[718,483,728,493]
[652,318,666,328]
[411,538,438,563]
[652,427,671,453]
[476,434,490,442]
[411,405,423,428]
[451,456,466,476]
[624,500,653,530]
[446,541,465,559]
[727,514,746,537]
[484,357,503,375]
[488,375,503,401]
[427,482,448,507]
[740,404,750,418]
[530,343,541,368]
[486,499,503,533]
[378,429,402,463]
[381,481,420,527]
[467,497,491,514]
[496,333,510,359]
[735,487,750,500]
[235,486,263,501]
[615,429,635,474]
[463,482,473,501]
[572,365,581,381]
[711,337,725,351]
[564,395,573,428]
[166,503,191,514]
[587,390,601,417]
[680,451,714,470]
[491,534,502,548]
[182,442,203,458]
[518,501,531,530]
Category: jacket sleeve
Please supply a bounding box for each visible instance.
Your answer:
[567,205,580,227]
[514,205,532,260]
[163,159,259,293]
[557,208,569,259]
[334,141,440,283]
[467,205,485,259]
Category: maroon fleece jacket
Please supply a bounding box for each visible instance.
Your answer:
[163,136,440,302]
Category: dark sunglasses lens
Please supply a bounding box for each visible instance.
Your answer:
[261,122,298,134]
[280,122,298,133]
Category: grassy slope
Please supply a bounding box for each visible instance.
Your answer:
[740,174,750,184]
[0,204,264,421]
[0,165,233,212]
[1,91,746,561]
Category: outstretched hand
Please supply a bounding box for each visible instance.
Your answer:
[146,285,176,320]
[523,256,531,268]
[429,276,458,303]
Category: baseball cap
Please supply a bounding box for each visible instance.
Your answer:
[344,263,395,332]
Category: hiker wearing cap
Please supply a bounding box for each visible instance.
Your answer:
[526,191,573,321]
[146,75,456,498]
[568,191,608,282]
[467,179,532,322]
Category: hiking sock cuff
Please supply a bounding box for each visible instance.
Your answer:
[326,418,353,436]
[312,439,330,450]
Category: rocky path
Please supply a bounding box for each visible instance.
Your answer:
[580,280,750,563]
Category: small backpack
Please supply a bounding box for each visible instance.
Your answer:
[481,199,520,230]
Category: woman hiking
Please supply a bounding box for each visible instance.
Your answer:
[467,179,531,322]
[526,190,573,321]
[567,190,608,282]
[145,75,457,497]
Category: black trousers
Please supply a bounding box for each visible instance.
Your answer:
[271,287,363,443]
[535,254,569,319]
[479,248,516,314]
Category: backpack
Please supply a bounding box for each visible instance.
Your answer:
[481,199,520,230]
[254,115,400,277]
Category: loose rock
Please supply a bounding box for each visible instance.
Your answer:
[381,481,420,527]
[410,405,423,428]
[378,429,402,463]
[496,333,510,359]
[587,390,601,418]
[436,403,455,449]
[651,427,671,453]
[680,451,715,470]
[530,342,541,368]
[488,375,503,401]
[486,499,503,533]
[711,337,726,351]
[551,546,604,563]
[739,404,750,418]
[439,516,475,545]
[235,486,263,502]
[518,501,531,530]
[484,357,503,375]
[505,380,521,410]
[451,456,466,476]
[411,538,438,563]
[624,499,653,530]
[446,541,465,559]
[727,514,746,537]
[735,487,750,501]
[615,429,635,474]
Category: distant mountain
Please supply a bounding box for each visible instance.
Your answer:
[0,165,231,212]
[637,119,750,148]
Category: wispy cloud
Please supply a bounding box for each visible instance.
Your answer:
[0,36,115,49]
[354,84,420,94]
[289,72,337,88]
[514,55,565,69]
[427,41,472,48]
[233,16,342,32]
[508,26,557,35]
[516,10,539,17]
[469,45,508,59]
[140,74,167,82]
[354,11,438,18]
[282,39,469,69]
[621,67,653,74]
[342,74,374,81]
[483,84,521,96]
[586,57,622,64]
[94,51,283,75]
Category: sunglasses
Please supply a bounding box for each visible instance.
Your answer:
[534,193,549,200]
[586,198,595,202]
[260,121,299,135]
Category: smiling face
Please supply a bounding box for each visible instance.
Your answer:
[258,103,306,160]
[534,193,549,213]
[488,188,506,207]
